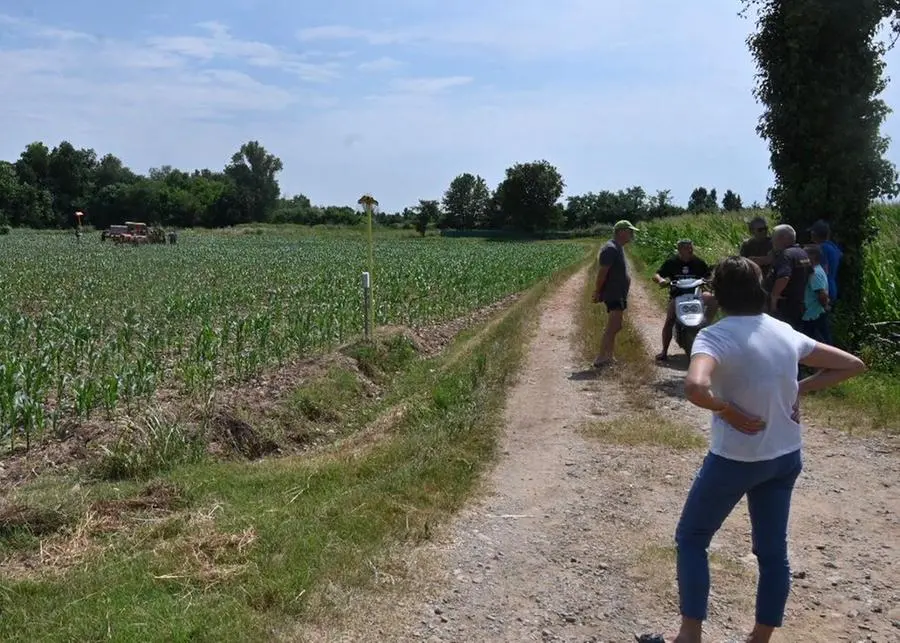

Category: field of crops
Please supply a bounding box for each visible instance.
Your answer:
[0,228,587,452]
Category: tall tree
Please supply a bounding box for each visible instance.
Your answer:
[495,160,565,232]
[721,189,743,211]
[222,141,284,224]
[48,141,97,226]
[441,173,491,230]
[742,0,900,334]
[414,199,440,236]
[687,187,710,213]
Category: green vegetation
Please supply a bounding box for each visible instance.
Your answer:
[582,411,705,450]
[630,206,900,433]
[742,0,900,328]
[0,255,574,642]
[0,229,585,452]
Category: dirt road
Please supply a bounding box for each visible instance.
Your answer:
[302,266,900,642]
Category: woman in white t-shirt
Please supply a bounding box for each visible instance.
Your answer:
[670,256,865,643]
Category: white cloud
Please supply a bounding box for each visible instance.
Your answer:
[147,21,341,81]
[388,76,472,95]
[357,56,403,72]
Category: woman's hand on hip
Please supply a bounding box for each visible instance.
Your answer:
[718,404,766,435]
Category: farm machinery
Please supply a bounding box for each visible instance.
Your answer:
[101,221,170,245]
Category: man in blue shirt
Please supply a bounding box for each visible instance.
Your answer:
[809,220,842,302]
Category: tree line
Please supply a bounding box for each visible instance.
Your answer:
[0,140,748,234]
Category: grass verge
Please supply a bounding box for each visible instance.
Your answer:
[582,410,705,450]
[0,259,585,642]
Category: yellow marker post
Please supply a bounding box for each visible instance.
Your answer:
[357,194,378,336]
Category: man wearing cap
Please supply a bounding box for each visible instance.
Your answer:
[652,239,717,361]
[591,220,638,368]
[809,219,842,303]
[740,216,774,275]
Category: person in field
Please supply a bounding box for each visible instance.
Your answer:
[652,239,717,361]
[669,256,865,643]
[765,225,812,331]
[591,220,639,368]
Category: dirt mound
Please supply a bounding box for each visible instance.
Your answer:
[210,411,281,460]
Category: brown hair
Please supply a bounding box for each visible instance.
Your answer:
[711,256,767,316]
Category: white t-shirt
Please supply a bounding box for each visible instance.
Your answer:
[691,313,817,462]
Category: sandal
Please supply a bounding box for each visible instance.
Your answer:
[655,352,668,362]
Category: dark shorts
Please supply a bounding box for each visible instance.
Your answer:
[604,297,627,312]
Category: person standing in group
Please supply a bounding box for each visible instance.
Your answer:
[739,216,774,276]
[669,256,866,643]
[801,244,832,344]
[808,219,842,304]
[591,220,639,369]
[766,224,812,331]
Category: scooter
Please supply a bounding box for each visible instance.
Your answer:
[668,277,709,354]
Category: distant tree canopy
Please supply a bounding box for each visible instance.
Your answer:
[0,141,748,234]
[0,140,368,230]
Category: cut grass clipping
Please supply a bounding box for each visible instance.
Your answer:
[0,257,585,643]
[582,410,705,450]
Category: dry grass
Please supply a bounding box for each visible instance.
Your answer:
[581,410,705,449]
[148,506,259,590]
[628,543,754,613]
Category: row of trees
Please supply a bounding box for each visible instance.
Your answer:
[0,139,745,234]
[0,140,285,230]
[412,164,748,235]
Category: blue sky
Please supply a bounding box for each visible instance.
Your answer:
[3,1,900,213]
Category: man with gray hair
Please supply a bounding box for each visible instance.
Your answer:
[765,224,812,330]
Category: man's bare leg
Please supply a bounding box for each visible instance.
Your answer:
[656,301,676,360]
[594,309,623,366]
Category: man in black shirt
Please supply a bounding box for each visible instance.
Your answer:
[653,239,717,361]
[766,224,812,330]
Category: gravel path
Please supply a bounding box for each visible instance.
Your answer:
[295,264,899,643]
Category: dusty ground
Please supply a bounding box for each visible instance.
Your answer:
[298,266,899,643]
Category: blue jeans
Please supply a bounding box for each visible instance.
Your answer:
[675,449,803,627]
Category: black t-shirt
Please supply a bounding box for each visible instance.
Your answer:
[657,255,711,299]
[767,244,812,321]
[657,256,711,280]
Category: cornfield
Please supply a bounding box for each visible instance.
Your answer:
[0,229,586,452]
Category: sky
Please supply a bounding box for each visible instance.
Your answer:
[3,1,900,213]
